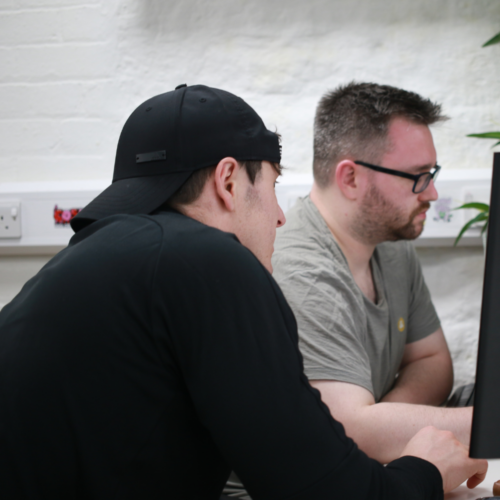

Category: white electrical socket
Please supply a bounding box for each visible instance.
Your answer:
[0,201,21,239]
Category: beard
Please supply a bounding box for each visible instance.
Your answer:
[351,184,430,245]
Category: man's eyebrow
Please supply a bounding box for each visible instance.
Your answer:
[412,163,437,173]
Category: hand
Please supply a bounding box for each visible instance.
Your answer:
[401,426,488,493]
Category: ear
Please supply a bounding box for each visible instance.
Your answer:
[335,159,361,200]
[213,157,241,212]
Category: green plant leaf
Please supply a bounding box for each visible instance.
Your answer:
[481,220,489,235]
[467,132,500,139]
[483,31,500,47]
[453,202,490,212]
[493,141,500,148]
[454,212,489,246]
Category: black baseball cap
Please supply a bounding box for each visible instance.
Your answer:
[71,84,281,232]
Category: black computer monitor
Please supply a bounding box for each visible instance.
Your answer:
[470,152,500,458]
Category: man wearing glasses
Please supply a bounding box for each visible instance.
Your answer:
[271,82,472,465]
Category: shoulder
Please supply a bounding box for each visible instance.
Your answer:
[157,210,261,266]
[275,196,328,249]
[151,211,281,294]
[273,200,362,311]
[71,213,163,244]
[149,212,297,333]
[75,211,266,281]
[68,213,166,265]
[273,196,346,273]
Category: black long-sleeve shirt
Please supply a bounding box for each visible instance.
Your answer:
[0,210,443,499]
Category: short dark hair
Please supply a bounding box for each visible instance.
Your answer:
[166,160,282,207]
[313,82,447,187]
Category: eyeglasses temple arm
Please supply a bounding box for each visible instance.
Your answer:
[354,161,417,181]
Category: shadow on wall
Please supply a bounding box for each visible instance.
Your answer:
[134,0,500,37]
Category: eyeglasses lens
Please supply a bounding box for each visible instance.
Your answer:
[414,174,432,193]
[414,168,439,194]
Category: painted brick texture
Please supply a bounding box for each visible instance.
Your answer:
[0,0,499,183]
[0,0,498,388]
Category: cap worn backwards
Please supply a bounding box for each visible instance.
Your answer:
[71,84,281,232]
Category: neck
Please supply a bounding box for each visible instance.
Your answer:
[310,182,378,302]
[174,196,234,236]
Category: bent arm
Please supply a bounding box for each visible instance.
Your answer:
[381,328,453,406]
[165,239,446,499]
[311,379,472,464]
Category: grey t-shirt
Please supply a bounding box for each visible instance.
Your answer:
[224,196,441,499]
[272,196,441,402]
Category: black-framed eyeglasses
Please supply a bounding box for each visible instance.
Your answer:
[354,160,441,194]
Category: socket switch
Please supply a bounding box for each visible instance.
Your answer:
[0,201,21,239]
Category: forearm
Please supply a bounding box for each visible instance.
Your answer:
[382,352,453,406]
[341,402,472,464]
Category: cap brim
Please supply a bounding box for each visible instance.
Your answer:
[70,171,193,232]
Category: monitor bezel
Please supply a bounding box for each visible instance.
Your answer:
[470,152,500,458]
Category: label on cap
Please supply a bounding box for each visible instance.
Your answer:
[136,151,167,163]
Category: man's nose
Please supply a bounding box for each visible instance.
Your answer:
[277,204,286,228]
[419,178,438,202]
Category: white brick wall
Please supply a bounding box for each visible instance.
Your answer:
[417,246,485,390]
[0,0,499,386]
[0,0,499,183]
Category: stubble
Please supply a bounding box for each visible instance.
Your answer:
[351,184,430,245]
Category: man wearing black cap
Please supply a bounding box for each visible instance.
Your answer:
[0,84,486,499]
